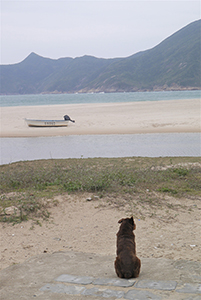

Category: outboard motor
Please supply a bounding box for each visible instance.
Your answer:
[64,115,75,123]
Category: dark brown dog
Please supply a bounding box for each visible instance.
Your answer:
[114,216,141,279]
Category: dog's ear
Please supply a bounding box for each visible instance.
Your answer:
[118,218,124,224]
[129,216,136,229]
[129,216,134,225]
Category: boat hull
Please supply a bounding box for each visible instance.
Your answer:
[25,119,69,127]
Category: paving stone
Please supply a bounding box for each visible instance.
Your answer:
[93,277,135,287]
[40,283,125,298]
[125,289,162,300]
[55,274,77,283]
[73,276,93,285]
[40,283,86,294]
[183,296,201,300]
[100,288,125,298]
[176,283,201,294]
[81,287,125,298]
[55,274,93,284]
[81,287,103,297]
[135,279,177,291]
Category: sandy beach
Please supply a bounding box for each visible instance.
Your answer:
[0,99,200,137]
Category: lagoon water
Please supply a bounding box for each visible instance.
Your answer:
[0,91,200,165]
[1,133,200,165]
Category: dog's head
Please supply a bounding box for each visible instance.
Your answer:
[118,216,136,231]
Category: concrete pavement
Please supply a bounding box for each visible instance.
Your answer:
[0,251,201,299]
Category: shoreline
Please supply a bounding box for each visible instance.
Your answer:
[1,87,201,96]
[0,99,200,137]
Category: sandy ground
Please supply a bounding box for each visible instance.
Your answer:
[0,99,200,137]
[0,192,200,271]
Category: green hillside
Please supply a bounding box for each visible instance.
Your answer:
[86,19,201,92]
[0,20,200,94]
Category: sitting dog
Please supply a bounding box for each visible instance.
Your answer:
[114,216,141,279]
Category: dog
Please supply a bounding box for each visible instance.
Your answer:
[114,216,141,279]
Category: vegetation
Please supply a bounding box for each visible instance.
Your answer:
[0,157,200,223]
[0,20,200,94]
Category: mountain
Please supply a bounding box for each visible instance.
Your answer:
[0,19,200,94]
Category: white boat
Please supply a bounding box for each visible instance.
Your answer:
[25,119,69,127]
[25,115,75,127]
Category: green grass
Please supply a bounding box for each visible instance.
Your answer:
[0,157,200,223]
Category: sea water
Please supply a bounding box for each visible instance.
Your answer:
[0,90,200,107]
[0,91,200,164]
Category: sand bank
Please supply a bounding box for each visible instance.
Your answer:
[0,99,200,137]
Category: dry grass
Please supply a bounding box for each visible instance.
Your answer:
[0,157,200,223]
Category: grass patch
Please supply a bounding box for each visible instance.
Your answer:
[0,192,50,224]
[0,157,200,223]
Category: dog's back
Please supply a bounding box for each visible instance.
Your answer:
[114,217,141,279]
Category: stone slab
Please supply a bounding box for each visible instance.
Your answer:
[93,277,135,287]
[125,289,162,300]
[55,274,93,285]
[182,296,201,300]
[55,273,135,287]
[40,283,85,295]
[80,287,103,297]
[41,282,125,298]
[135,279,177,291]
[55,274,77,283]
[101,289,125,298]
[176,283,201,294]
[81,287,124,298]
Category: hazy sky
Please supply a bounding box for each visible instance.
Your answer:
[1,0,200,64]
